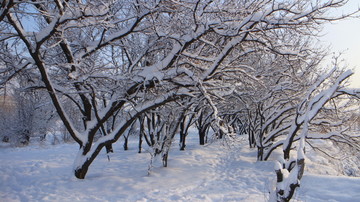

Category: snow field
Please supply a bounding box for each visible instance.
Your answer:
[0,133,359,201]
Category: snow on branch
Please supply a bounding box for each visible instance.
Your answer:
[281,69,353,154]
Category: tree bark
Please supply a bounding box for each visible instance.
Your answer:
[123,136,129,150]
[179,133,186,150]
[199,127,208,145]
[74,144,104,179]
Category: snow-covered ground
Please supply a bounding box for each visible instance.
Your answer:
[1,131,359,202]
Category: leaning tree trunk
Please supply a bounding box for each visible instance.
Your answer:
[74,143,106,179]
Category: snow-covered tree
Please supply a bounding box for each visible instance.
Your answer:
[270,68,360,201]
[1,0,358,180]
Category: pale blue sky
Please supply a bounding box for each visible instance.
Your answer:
[321,0,360,88]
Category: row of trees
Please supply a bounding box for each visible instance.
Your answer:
[0,80,57,145]
[1,0,360,201]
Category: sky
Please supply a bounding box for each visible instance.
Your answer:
[321,0,360,88]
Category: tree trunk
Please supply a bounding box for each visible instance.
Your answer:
[199,129,206,145]
[179,133,186,150]
[74,163,90,180]
[74,157,93,179]
[283,125,300,160]
[138,130,143,153]
[248,130,255,148]
[123,136,128,150]
[73,143,105,179]
[162,152,168,167]
[257,146,264,161]
[274,157,305,201]
[105,144,113,153]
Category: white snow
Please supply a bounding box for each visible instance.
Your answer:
[0,131,359,201]
[35,15,59,43]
